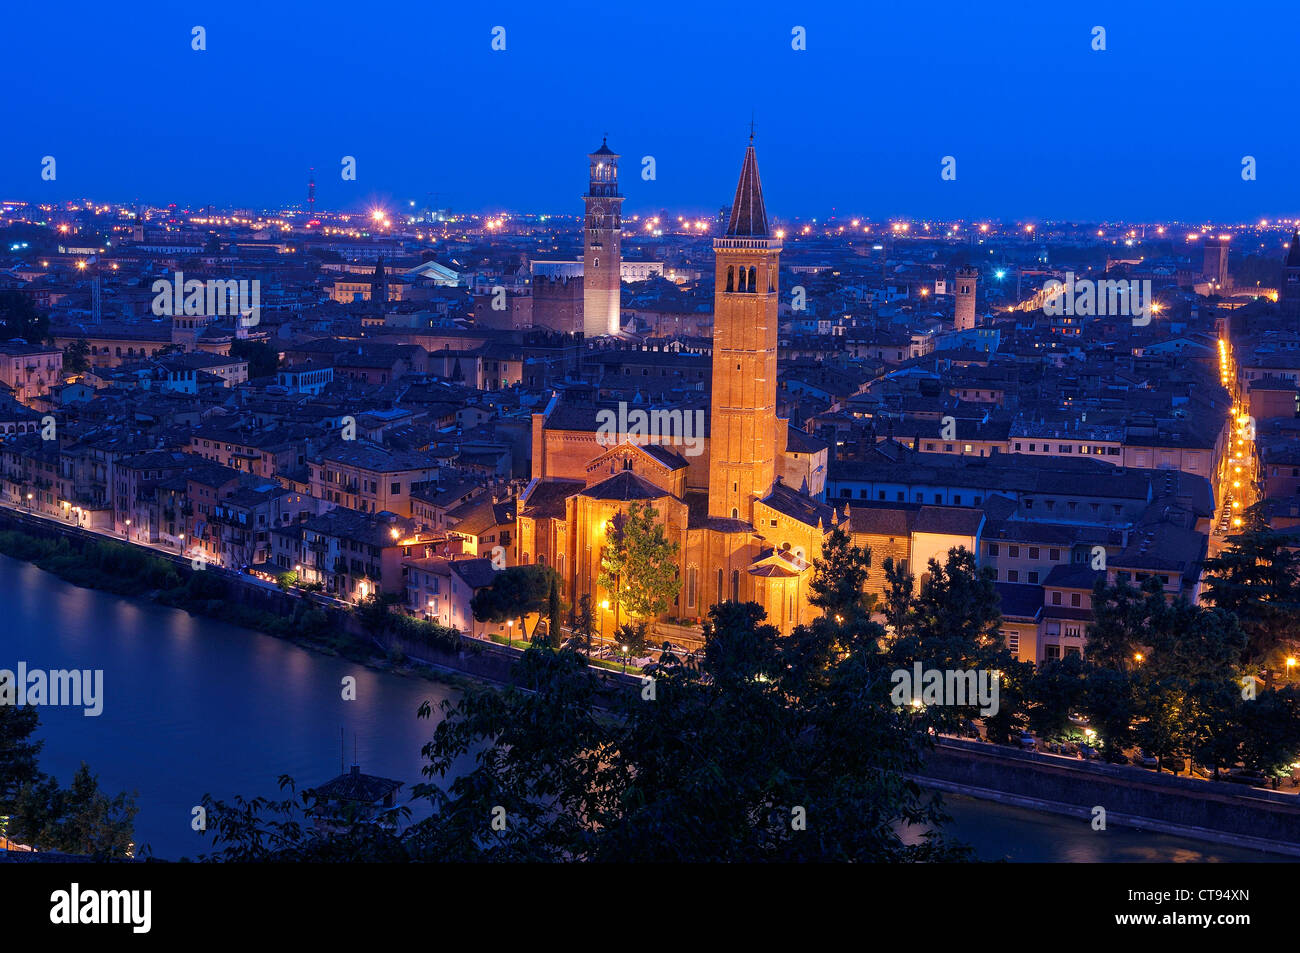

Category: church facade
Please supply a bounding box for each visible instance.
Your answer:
[517,140,836,636]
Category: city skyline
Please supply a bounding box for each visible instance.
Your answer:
[5,0,1300,220]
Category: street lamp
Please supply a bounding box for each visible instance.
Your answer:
[1288,658,1296,681]
[599,599,609,657]
[507,619,514,649]
[621,644,629,674]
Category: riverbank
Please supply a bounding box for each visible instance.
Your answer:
[0,516,485,694]
[0,509,641,698]
[917,736,1300,858]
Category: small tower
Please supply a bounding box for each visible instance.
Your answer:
[954,265,978,331]
[370,256,389,311]
[1203,235,1230,291]
[307,168,316,220]
[1283,230,1300,322]
[582,138,624,338]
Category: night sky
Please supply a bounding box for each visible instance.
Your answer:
[4,0,1298,221]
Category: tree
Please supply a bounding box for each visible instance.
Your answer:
[570,593,595,656]
[614,621,648,658]
[230,338,279,379]
[544,577,563,648]
[1202,524,1300,675]
[0,701,43,817]
[10,763,137,858]
[471,564,561,640]
[197,596,973,862]
[62,339,91,373]
[597,501,681,626]
[354,591,401,637]
[1239,686,1300,786]
[809,526,877,624]
[1028,654,1089,742]
[1090,576,1247,772]
[0,291,50,343]
[1083,666,1137,763]
[889,548,1002,668]
[276,570,299,592]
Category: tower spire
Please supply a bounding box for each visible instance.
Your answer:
[725,139,768,238]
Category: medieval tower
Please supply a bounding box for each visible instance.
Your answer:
[1284,229,1300,323]
[707,137,781,523]
[954,265,978,331]
[582,138,623,337]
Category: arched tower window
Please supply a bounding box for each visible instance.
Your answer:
[731,569,740,602]
[726,266,734,292]
[748,266,757,292]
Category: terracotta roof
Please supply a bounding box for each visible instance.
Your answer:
[761,481,833,528]
[580,470,670,502]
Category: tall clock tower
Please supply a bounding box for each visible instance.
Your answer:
[707,137,781,523]
[582,138,623,338]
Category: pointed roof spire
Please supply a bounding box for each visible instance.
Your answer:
[1288,228,1300,268]
[726,137,768,238]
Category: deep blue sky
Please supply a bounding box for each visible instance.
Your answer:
[4,0,1298,222]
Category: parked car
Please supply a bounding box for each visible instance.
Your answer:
[1016,732,1037,751]
[1224,768,1267,787]
[1078,743,1101,760]
[1134,751,1158,769]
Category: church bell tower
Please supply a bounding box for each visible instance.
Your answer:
[707,136,781,523]
[582,138,624,337]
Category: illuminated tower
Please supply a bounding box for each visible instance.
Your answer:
[707,137,781,522]
[954,265,978,331]
[308,168,316,220]
[1283,229,1300,322]
[1203,235,1229,290]
[582,138,623,337]
[370,256,389,310]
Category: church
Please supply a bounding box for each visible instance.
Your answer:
[516,138,839,636]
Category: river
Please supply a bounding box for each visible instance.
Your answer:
[0,554,1289,862]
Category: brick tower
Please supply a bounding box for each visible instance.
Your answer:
[707,136,781,523]
[1284,229,1300,322]
[582,138,623,338]
[954,265,978,331]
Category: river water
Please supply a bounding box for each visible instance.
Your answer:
[0,554,1288,862]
